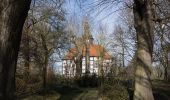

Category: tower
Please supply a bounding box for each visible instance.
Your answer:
[83,17,94,45]
[82,17,93,73]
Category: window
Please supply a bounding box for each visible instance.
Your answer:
[82,61,85,66]
[82,69,85,73]
[94,61,98,68]
[90,61,93,65]
[82,57,85,60]
[94,57,97,61]
[90,57,93,60]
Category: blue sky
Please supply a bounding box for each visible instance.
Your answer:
[64,0,123,35]
[63,0,134,57]
[54,0,135,73]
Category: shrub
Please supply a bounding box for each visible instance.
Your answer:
[75,73,99,87]
[16,78,27,93]
[99,78,129,100]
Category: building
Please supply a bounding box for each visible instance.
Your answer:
[62,18,112,77]
[62,35,112,77]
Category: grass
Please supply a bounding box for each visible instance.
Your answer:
[74,88,98,100]
[54,86,84,100]
[20,88,61,100]
[19,80,170,100]
[21,92,60,100]
[20,86,99,100]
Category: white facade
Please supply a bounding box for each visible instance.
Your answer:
[62,56,112,77]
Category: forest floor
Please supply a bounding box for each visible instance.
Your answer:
[20,80,170,100]
[128,80,170,100]
[20,86,99,100]
[56,86,99,100]
[152,80,170,100]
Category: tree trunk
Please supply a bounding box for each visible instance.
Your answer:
[40,34,49,89]
[164,67,168,80]
[0,0,31,99]
[133,0,154,100]
[160,27,169,81]
[75,55,82,78]
[164,51,168,81]
[122,45,125,68]
[85,44,90,73]
[43,54,48,89]
[23,28,30,81]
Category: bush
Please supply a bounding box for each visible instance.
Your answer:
[16,78,27,93]
[75,73,99,87]
[16,75,42,95]
[99,78,129,100]
[100,83,129,100]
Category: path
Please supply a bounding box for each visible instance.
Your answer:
[74,88,99,100]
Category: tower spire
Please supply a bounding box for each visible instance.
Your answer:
[83,16,93,44]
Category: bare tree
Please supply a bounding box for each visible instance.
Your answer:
[16,0,67,91]
[153,0,170,81]
[79,0,156,99]
[65,16,84,77]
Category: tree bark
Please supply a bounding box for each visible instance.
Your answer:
[40,34,49,89]
[85,44,90,73]
[164,67,168,80]
[164,53,168,81]
[133,0,154,100]
[75,54,82,78]
[0,0,31,99]
[43,53,48,89]
[23,26,30,81]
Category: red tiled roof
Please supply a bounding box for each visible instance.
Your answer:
[64,44,111,60]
